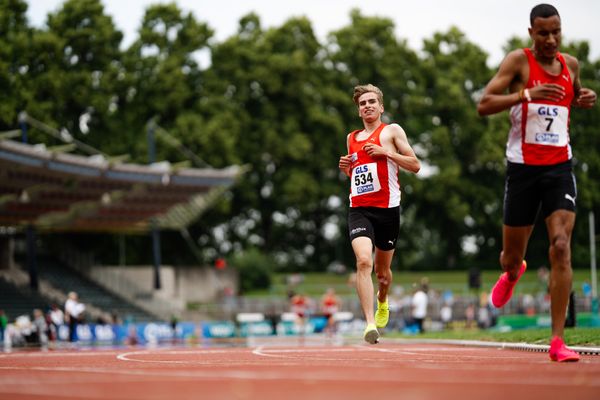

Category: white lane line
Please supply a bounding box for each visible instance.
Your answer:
[117,348,245,363]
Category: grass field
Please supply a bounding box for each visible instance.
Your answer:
[389,327,600,347]
[250,269,596,298]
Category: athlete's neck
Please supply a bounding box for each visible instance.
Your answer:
[361,119,382,135]
[531,47,558,65]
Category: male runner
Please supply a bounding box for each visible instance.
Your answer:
[477,4,597,362]
[339,84,421,344]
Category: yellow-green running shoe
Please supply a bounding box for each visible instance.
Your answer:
[375,293,389,329]
[363,323,380,344]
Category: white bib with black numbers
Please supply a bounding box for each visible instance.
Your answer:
[351,162,381,196]
[525,103,569,147]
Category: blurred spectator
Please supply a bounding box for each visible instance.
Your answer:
[48,304,64,341]
[440,302,453,329]
[477,292,495,329]
[442,289,454,305]
[290,291,312,334]
[15,314,34,345]
[64,291,85,343]
[536,265,550,294]
[465,302,476,329]
[320,288,341,335]
[32,309,48,347]
[522,293,536,316]
[170,315,179,343]
[125,325,139,346]
[411,280,429,334]
[388,286,405,331]
[582,281,592,310]
[0,309,7,344]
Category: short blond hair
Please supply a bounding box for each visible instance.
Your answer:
[353,84,383,105]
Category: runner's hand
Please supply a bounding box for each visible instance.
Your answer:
[574,88,597,109]
[339,155,352,175]
[529,83,565,102]
[363,143,388,158]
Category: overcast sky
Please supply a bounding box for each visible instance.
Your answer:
[28,0,600,66]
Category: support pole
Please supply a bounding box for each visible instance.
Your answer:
[20,112,39,290]
[26,225,38,290]
[147,119,162,290]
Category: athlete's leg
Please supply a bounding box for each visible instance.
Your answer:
[545,209,575,339]
[491,225,533,307]
[500,224,533,278]
[373,249,393,329]
[374,249,394,302]
[352,236,375,325]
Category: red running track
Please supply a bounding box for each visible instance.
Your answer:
[1,338,599,400]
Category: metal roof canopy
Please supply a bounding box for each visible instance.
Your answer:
[0,139,241,234]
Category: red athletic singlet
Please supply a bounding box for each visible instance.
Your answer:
[347,123,401,208]
[507,48,574,165]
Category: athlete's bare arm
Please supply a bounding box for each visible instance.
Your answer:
[338,134,352,177]
[564,54,597,109]
[477,50,528,116]
[363,124,420,174]
[478,49,594,116]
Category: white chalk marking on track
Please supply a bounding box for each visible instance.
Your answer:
[357,344,526,360]
[252,345,358,358]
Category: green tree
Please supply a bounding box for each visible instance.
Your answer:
[23,0,123,149]
[113,2,213,162]
[189,13,350,271]
[414,27,502,269]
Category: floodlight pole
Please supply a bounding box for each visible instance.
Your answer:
[19,112,39,290]
[147,120,162,290]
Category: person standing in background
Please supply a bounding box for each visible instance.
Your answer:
[64,291,85,343]
[411,280,428,333]
[0,309,7,345]
[320,287,342,335]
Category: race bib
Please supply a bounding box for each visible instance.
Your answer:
[351,163,380,196]
[525,103,569,147]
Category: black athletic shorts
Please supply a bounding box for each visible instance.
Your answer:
[503,160,576,227]
[348,206,400,251]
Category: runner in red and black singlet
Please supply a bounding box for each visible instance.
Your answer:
[478,4,597,362]
[339,84,420,344]
[507,47,574,165]
[347,122,400,208]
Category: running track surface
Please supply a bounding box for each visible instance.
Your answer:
[1,338,599,400]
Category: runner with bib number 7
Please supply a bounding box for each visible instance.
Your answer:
[477,3,597,362]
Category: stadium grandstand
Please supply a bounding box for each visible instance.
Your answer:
[0,113,242,327]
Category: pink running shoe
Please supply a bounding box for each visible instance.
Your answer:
[491,261,527,308]
[549,336,580,362]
